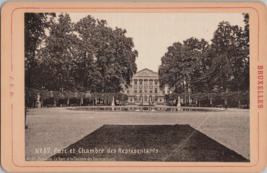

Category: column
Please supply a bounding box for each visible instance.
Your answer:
[152,79,154,93]
[142,79,144,102]
[143,79,145,94]
[134,79,136,104]
[152,79,155,104]
[148,79,150,93]
[137,78,140,93]
[149,79,153,94]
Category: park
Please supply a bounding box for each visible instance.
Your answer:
[25,13,250,162]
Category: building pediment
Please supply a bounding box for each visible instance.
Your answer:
[134,68,158,77]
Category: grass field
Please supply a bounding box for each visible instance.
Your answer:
[25,108,249,161]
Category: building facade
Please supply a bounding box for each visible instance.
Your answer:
[123,68,172,105]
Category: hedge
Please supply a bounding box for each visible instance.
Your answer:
[25,88,128,101]
[166,91,249,102]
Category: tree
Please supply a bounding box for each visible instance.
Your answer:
[208,21,248,93]
[32,13,79,91]
[158,16,249,108]
[74,15,138,93]
[159,42,185,92]
[30,13,138,94]
[25,13,56,89]
[159,38,210,94]
[182,38,211,93]
[240,13,249,91]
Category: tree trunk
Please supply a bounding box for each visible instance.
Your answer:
[210,98,212,107]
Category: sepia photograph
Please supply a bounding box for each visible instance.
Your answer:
[24,12,250,162]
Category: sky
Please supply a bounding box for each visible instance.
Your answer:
[65,13,245,72]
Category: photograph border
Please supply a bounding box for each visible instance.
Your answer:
[13,6,259,168]
[2,2,266,172]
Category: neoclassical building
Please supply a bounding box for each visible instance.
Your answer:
[123,68,172,105]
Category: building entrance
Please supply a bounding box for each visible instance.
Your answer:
[143,95,150,106]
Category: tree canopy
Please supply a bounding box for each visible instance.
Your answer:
[159,14,249,98]
[25,13,138,94]
[25,13,56,88]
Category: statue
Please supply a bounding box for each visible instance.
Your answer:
[210,97,212,107]
[177,96,181,108]
[35,94,41,108]
[111,97,115,106]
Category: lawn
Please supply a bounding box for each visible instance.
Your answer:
[25,108,249,161]
[49,124,248,162]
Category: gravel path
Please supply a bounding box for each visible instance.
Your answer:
[25,108,249,161]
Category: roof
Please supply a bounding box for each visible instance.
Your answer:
[134,68,158,77]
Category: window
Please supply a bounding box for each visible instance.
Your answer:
[144,85,148,89]
[155,97,158,101]
[155,81,158,85]
[134,81,137,85]
[149,81,153,86]
[160,99,162,102]
[144,95,147,101]
[134,96,137,101]
[155,89,157,93]
[127,90,129,94]
[139,90,142,93]
[139,81,142,85]
[163,91,165,95]
[150,90,152,93]
[145,90,147,93]
[134,85,137,89]
[134,90,137,93]
[149,85,153,89]
[139,97,141,101]
[130,99,132,102]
